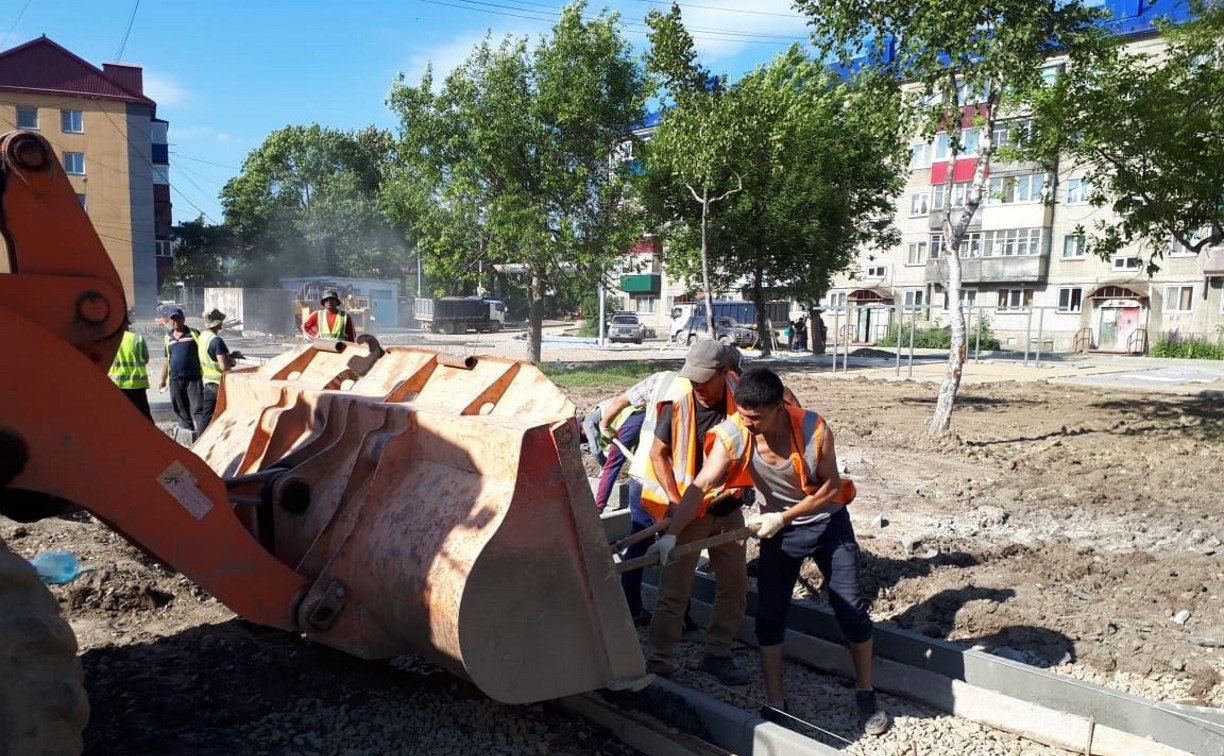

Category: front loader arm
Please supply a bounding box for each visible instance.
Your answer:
[0,131,310,631]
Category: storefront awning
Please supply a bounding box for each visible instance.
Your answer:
[847,288,895,303]
[1088,284,1147,300]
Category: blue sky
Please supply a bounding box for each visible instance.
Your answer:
[3,0,813,224]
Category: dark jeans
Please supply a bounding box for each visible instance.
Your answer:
[595,411,644,510]
[169,377,205,432]
[755,507,872,646]
[121,388,152,421]
[199,383,219,434]
[619,479,651,615]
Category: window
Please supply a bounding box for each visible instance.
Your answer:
[954,232,983,258]
[828,292,847,308]
[63,152,84,175]
[987,173,1047,204]
[981,228,1043,257]
[932,181,972,209]
[1057,287,1083,313]
[76,193,87,211]
[903,289,925,308]
[1112,255,1141,271]
[1041,64,1063,86]
[1065,177,1092,204]
[961,128,980,156]
[865,265,886,278]
[155,240,173,258]
[16,106,37,129]
[909,192,929,216]
[943,289,979,310]
[910,143,932,169]
[633,296,655,315]
[907,241,928,266]
[1163,285,1194,313]
[930,233,944,258]
[61,109,83,133]
[1169,229,1204,257]
[1062,234,1085,259]
[933,132,950,161]
[997,288,1033,310]
[152,165,170,185]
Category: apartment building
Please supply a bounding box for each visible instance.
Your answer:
[0,36,170,316]
[821,2,1223,353]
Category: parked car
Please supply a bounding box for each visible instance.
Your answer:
[607,312,645,344]
[675,315,756,346]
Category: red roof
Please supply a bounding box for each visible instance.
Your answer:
[0,36,153,107]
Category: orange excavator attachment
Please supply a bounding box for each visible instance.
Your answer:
[193,342,648,703]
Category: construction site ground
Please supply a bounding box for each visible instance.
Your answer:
[7,323,1223,753]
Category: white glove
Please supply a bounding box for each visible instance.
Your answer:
[647,533,678,566]
[748,512,786,539]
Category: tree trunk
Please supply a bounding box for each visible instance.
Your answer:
[752,266,771,357]
[527,270,545,365]
[699,192,715,336]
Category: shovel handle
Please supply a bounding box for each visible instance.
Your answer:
[614,525,758,575]
[611,518,671,553]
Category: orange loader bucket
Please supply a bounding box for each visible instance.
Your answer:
[193,342,648,703]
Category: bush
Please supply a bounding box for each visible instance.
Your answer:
[877,315,1001,350]
[1148,329,1224,360]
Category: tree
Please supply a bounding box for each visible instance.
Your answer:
[799,0,1109,434]
[387,2,647,363]
[221,124,409,285]
[171,217,235,286]
[1026,0,1224,271]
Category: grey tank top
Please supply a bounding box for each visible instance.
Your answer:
[748,441,841,526]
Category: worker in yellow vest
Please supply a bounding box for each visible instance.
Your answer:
[197,308,234,433]
[108,324,152,421]
[651,367,889,736]
[302,289,356,341]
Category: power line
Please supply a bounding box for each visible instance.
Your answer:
[113,0,140,60]
[626,0,802,20]
[462,0,804,37]
[169,151,240,171]
[3,0,34,49]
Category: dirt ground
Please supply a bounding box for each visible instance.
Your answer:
[572,373,1224,707]
[6,358,1222,753]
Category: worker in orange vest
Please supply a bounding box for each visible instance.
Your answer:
[302,289,356,341]
[650,367,890,736]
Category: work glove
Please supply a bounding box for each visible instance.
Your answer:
[647,533,678,566]
[599,424,615,443]
[228,350,245,361]
[747,512,786,540]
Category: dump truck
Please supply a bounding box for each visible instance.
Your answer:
[415,296,506,334]
[0,131,646,754]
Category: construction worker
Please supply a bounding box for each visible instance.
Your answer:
[197,308,234,433]
[302,289,356,341]
[157,308,205,434]
[107,322,152,421]
[651,367,890,736]
[629,339,749,685]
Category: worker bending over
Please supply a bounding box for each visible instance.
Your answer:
[197,308,234,433]
[302,289,356,341]
[650,367,891,736]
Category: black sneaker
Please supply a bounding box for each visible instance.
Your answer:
[631,609,652,627]
[855,689,892,736]
[700,654,749,686]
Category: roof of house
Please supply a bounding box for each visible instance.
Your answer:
[0,36,154,107]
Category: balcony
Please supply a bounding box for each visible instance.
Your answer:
[1205,246,1224,276]
[619,274,661,294]
[925,254,1049,284]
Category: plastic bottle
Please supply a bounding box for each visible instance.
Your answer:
[29,552,84,585]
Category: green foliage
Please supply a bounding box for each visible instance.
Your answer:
[1148,330,1224,360]
[220,124,409,285]
[385,2,648,363]
[1025,0,1224,272]
[171,217,234,286]
[540,360,661,388]
[877,316,1001,350]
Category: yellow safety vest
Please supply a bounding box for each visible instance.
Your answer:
[711,406,857,505]
[628,371,740,522]
[316,309,348,340]
[198,330,223,385]
[108,331,149,390]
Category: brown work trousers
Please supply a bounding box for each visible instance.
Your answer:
[648,508,748,663]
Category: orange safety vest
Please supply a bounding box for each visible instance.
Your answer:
[710,405,857,506]
[628,371,742,522]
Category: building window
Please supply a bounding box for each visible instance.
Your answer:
[933,181,972,210]
[981,228,1043,257]
[1057,287,1083,313]
[152,165,170,185]
[1112,255,1141,271]
[828,292,847,308]
[910,143,931,169]
[960,128,980,155]
[987,172,1047,204]
[933,132,950,161]
[63,152,85,175]
[61,109,83,134]
[865,265,886,278]
[76,193,87,211]
[1062,234,1085,259]
[17,106,38,129]
[1163,285,1194,313]
[633,296,655,315]
[1065,177,1092,204]
[155,240,173,258]
[1041,64,1063,86]
[1169,229,1203,257]
[907,241,928,266]
[909,192,929,216]
[997,288,1033,311]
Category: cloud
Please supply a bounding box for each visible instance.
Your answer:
[401,24,543,90]
[143,71,189,107]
